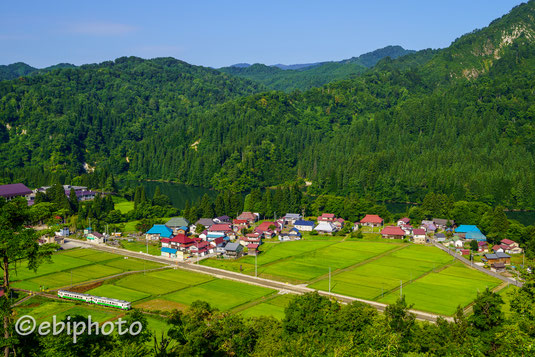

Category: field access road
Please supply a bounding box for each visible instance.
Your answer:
[66,239,453,322]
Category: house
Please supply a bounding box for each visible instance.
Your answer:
[206,232,225,241]
[412,229,426,244]
[237,212,258,224]
[145,225,173,241]
[420,221,437,232]
[433,218,454,229]
[294,220,314,231]
[397,217,410,226]
[210,237,225,248]
[333,218,345,229]
[494,262,506,272]
[209,223,233,235]
[175,226,189,235]
[482,252,511,267]
[317,213,336,222]
[161,247,179,259]
[195,218,215,230]
[454,239,464,248]
[401,225,413,235]
[465,231,487,242]
[190,241,210,256]
[455,225,481,234]
[213,215,231,224]
[87,232,106,244]
[360,215,383,228]
[381,226,405,239]
[166,217,190,233]
[284,213,303,225]
[500,239,523,254]
[241,233,262,245]
[460,249,470,256]
[478,241,489,253]
[41,235,65,245]
[56,227,70,237]
[232,219,249,231]
[255,221,280,237]
[492,245,505,253]
[161,237,171,248]
[435,233,447,242]
[279,228,302,241]
[0,183,32,201]
[314,221,337,234]
[224,242,244,258]
[247,244,260,256]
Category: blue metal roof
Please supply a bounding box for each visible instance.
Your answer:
[466,231,487,241]
[455,225,481,233]
[146,224,173,238]
[294,220,314,226]
[178,226,189,231]
[161,247,177,254]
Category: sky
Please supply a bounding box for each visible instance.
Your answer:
[0,0,527,68]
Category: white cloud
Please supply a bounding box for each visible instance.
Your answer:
[69,22,137,36]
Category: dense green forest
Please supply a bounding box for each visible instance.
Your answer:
[1,2,535,209]
[0,62,76,81]
[219,45,415,91]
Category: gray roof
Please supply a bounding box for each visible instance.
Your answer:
[166,217,190,227]
[195,218,215,227]
[225,242,242,252]
[435,233,446,238]
[284,213,302,219]
[433,218,454,226]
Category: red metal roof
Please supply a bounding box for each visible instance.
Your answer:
[399,217,410,223]
[170,234,194,244]
[161,238,171,244]
[381,226,405,236]
[233,219,248,224]
[360,214,383,224]
[247,244,259,249]
[320,213,335,219]
[501,239,515,245]
[209,224,232,232]
[412,229,426,235]
[256,221,277,232]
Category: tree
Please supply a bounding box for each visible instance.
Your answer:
[0,198,57,356]
[470,239,478,252]
[196,224,205,234]
[199,194,214,218]
[69,188,79,213]
[384,295,416,345]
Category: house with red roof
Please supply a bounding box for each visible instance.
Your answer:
[237,212,258,224]
[333,218,345,229]
[360,214,383,228]
[500,239,523,254]
[255,221,280,238]
[247,244,260,256]
[317,213,336,222]
[209,223,233,235]
[380,226,405,239]
[168,234,195,251]
[232,219,249,232]
[241,232,262,245]
[190,241,210,256]
[412,228,426,244]
[397,217,410,226]
[478,241,489,253]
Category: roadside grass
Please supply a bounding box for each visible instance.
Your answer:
[120,241,161,256]
[87,284,151,302]
[378,262,501,315]
[103,257,163,271]
[162,279,275,311]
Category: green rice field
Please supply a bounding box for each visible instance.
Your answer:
[10,248,164,291]
[239,294,294,320]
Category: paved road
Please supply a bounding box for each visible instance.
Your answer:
[65,239,453,322]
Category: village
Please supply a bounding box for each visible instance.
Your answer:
[0,182,525,277]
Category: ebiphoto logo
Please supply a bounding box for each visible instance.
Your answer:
[15,315,143,343]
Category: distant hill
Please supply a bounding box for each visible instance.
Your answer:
[220,45,415,91]
[0,62,77,81]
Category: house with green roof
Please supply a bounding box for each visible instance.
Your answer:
[166,217,190,234]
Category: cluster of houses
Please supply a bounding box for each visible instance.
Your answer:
[0,183,99,206]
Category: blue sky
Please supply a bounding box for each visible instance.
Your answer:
[0,0,526,68]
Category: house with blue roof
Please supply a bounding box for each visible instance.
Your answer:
[161,247,179,259]
[294,220,314,231]
[279,227,302,241]
[455,225,481,233]
[145,224,173,241]
[465,231,487,242]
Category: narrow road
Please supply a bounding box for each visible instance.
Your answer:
[67,239,453,322]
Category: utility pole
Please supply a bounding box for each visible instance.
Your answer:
[329,267,331,293]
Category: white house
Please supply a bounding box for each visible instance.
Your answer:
[314,221,337,234]
[294,220,315,231]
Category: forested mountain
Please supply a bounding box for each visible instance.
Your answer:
[219,45,415,91]
[0,62,76,81]
[1,1,535,209]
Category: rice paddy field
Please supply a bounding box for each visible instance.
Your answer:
[10,248,164,291]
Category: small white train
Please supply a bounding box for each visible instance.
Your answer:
[58,290,131,310]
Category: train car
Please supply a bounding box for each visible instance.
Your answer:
[57,290,131,310]
[90,295,131,310]
[58,290,92,302]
